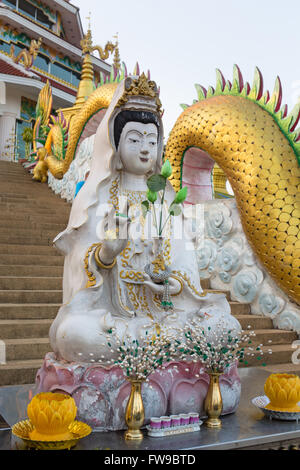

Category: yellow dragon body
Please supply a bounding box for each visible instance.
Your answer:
[165,65,300,305]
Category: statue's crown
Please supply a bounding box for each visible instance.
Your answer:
[117,73,162,115]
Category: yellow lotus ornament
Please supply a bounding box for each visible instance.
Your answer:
[27,392,77,441]
[264,373,300,412]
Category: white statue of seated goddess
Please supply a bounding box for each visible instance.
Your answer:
[38,75,241,429]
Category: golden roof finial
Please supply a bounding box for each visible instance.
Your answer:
[113,32,121,71]
[86,11,91,30]
[80,14,93,55]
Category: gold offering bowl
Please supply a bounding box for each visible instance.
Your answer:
[27,392,77,441]
[12,419,91,450]
[264,373,300,412]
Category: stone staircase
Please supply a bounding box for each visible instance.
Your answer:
[0,160,298,386]
[0,160,69,385]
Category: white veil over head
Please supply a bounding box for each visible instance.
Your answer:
[57,75,164,244]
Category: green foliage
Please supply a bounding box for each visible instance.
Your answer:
[161,159,172,178]
[146,174,166,192]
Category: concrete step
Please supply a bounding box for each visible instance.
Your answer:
[0,319,52,339]
[0,254,64,266]
[206,289,231,301]
[0,204,69,216]
[0,244,61,255]
[235,314,274,329]
[0,290,62,303]
[239,344,295,367]
[3,338,51,361]
[200,278,210,289]
[0,227,60,238]
[0,359,43,386]
[0,220,66,231]
[0,277,62,290]
[229,302,251,315]
[0,213,69,225]
[244,329,298,346]
[0,303,60,319]
[260,363,300,373]
[0,265,63,277]
[0,236,55,246]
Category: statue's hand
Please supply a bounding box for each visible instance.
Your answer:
[99,205,131,265]
[143,274,182,295]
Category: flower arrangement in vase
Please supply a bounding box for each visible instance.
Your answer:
[99,329,177,440]
[141,159,187,311]
[177,316,268,428]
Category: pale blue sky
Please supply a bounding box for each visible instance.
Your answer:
[72,0,299,138]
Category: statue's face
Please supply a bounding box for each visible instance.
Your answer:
[118,121,158,175]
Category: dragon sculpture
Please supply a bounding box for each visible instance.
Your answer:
[165,65,300,306]
[32,64,299,307]
[10,37,42,70]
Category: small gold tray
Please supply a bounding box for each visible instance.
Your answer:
[12,419,92,450]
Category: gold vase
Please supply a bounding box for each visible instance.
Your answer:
[204,371,223,428]
[124,379,145,441]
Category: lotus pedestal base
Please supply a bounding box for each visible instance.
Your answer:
[36,353,241,431]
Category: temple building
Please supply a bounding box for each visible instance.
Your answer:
[0,0,112,161]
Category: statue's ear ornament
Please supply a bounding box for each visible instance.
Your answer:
[117,73,162,115]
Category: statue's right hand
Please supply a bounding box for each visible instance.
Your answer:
[98,204,131,265]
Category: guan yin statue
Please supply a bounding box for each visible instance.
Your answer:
[36,73,243,430]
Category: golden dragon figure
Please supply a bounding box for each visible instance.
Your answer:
[164,65,300,306]
[33,64,299,306]
[91,42,115,61]
[10,37,42,70]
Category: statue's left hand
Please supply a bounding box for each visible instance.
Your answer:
[143,273,182,295]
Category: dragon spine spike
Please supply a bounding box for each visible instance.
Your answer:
[122,62,128,78]
[260,90,270,105]
[288,102,300,133]
[114,66,119,81]
[293,128,300,142]
[147,70,151,80]
[265,76,282,114]
[248,66,263,100]
[215,69,226,93]
[133,62,140,76]
[109,65,115,83]
[223,80,232,94]
[180,104,189,110]
[195,84,207,101]
[281,104,288,119]
[232,64,244,93]
[119,62,125,81]
[207,86,215,98]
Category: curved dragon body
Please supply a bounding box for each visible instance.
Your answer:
[34,66,131,179]
[165,66,300,305]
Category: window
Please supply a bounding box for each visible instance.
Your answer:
[13,43,27,57]
[0,40,11,55]
[18,0,35,20]
[50,62,72,83]
[36,8,53,29]
[71,71,80,87]
[2,0,17,8]
[33,53,49,72]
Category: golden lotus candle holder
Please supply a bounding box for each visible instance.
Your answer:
[264,373,300,412]
[12,392,92,450]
